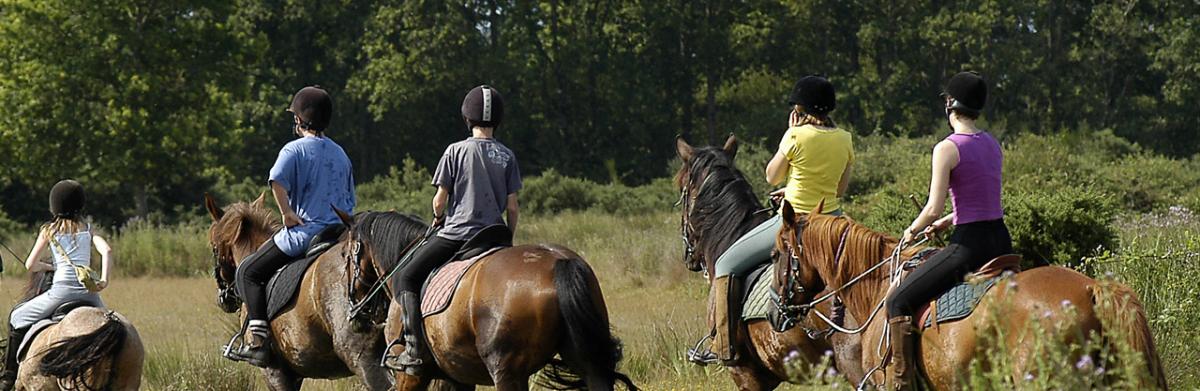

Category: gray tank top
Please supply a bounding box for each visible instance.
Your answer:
[48,226,93,286]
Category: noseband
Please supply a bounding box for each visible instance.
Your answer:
[211,246,240,304]
[772,219,851,331]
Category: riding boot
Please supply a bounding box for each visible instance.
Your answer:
[713,276,742,364]
[228,320,272,368]
[0,325,28,391]
[391,291,430,376]
[887,316,916,391]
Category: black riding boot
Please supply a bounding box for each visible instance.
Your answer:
[227,320,272,368]
[0,325,28,391]
[390,291,429,376]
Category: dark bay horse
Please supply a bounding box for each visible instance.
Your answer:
[338,210,637,391]
[674,136,864,390]
[13,272,144,390]
[203,193,391,390]
[775,202,1168,389]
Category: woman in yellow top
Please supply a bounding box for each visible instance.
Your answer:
[689,75,853,365]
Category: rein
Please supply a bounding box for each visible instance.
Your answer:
[676,172,714,275]
[345,224,438,321]
[210,247,239,305]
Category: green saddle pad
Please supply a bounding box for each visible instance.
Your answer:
[922,274,1003,328]
[742,264,775,321]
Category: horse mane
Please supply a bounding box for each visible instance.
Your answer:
[21,271,50,302]
[800,214,900,286]
[210,202,280,248]
[352,211,428,272]
[678,146,766,264]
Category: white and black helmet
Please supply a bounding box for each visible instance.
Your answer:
[461,85,504,128]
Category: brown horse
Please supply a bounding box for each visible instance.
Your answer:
[338,210,637,391]
[12,273,144,390]
[203,193,392,390]
[674,136,864,390]
[774,202,1169,389]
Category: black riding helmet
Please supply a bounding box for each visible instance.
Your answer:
[49,179,85,218]
[942,72,987,116]
[461,85,504,128]
[786,75,836,115]
[288,86,333,132]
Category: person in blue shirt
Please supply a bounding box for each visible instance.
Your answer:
[226,86,356,367]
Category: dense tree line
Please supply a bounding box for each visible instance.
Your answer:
[0,0,1196,225]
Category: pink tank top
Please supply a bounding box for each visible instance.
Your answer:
[946,132,1004,225]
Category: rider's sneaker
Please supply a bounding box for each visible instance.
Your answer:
[686,347,719,366]
[384,350,427,376]
[226,344,271,368]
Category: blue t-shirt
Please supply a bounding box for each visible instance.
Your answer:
[269,136,356,257]
[432,138,522,241]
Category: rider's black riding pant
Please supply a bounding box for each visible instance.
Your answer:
[238,241,291,322]
[393,236,464,296]
[886,219,1012,319]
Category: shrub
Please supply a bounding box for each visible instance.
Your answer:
[521,169,599,214]
[355,157,433,216]
[1005,186,1118,265]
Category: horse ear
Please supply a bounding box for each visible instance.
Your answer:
[781,202,796,228]
[676,136,694,162]
[252,191,267,208]
[333,206,354,227]
[204,193,225,221]
[723,134,738,160]
[810,198,826,218]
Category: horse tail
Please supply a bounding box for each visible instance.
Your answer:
[1089,279,1168,389]
[538,252,638,391]
[39,310,128,390]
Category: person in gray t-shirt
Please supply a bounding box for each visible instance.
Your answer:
[389,85,521,375]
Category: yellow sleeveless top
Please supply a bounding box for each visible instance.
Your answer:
[778,124,854,213]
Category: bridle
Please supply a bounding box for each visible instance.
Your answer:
[771,218,851,331]
[675,169,714,275]
[210,245,240,306]
[344,224,436,322]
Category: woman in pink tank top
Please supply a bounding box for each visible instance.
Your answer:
[883,72,1014,390]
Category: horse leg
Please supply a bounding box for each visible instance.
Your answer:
[333,332,392,391]
[490,372,529,391]
[729,363,781,391]
[261,366,303,391]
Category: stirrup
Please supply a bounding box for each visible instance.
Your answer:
[221,329,271,367]
[685,335,718,366]
[381,339,428,376]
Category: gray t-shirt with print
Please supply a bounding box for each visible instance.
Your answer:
[432,138,522,241]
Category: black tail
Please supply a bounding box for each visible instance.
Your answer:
[538,256,638,391]
[39,311,127,391]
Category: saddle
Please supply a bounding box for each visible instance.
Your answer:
[418,225,512,317]
[16,301,98,362]
[241,224,345,321]
[915,254,1022,330]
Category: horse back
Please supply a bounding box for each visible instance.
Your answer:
[20,308,143,391]
[418,244,575,385]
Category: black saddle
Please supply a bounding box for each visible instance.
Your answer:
[261,224,345,320]
[453,224,513,261]
[51,300,96,322]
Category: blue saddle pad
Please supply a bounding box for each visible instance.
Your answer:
[922,275,1002,328]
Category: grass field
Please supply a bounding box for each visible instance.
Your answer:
[0,209,1195,390]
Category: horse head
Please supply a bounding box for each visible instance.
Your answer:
[339,210,427,325]
[204,192,277,313]
[773,201,831,323]
[674,135,743,274]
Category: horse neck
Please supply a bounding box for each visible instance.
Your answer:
[814,224,921,324]
[696,198,768,276]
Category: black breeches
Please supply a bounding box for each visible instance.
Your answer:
[237,240,292,322]
[886,219,1013,318]
[394,236,464,297]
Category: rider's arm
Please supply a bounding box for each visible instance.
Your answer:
[25,229,52,272]
[505,193,519,235]
[93,234,113,284]
[765,149,789,186]
[906,140,959,236]
[271,181,301,227]
[836,163,853,197]
[432,186,450,223]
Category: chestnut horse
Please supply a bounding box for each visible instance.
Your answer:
[203,194,391,390]
[12,272,144,390]
[338,210,637,391]
[674,136,864,390]
[774,202,1168,389]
